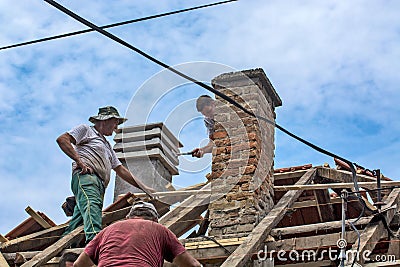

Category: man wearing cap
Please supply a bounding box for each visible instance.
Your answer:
[57,106,155,243]
[73,201,201,267]
[190,95,215,158]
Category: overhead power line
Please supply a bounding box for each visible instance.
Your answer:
[43,2,376,265]
[43,0,360,185]
[0,0,236,51]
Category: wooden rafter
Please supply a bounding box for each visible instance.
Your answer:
[0,224,67,253]
[220,168,317,267]
[0,252,10,267]
[270,216,374,238]
[20,226,84,267]
[345,188,400,265]
[19,206,131,266]
[317,167,377,183]
[0,235,9,243]
[25,207,52,229]
[159,184,210,237]
[185,231,359,264]
[313,189,335,222]
[274,181,400,191]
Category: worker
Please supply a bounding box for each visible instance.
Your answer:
[73,201,201,267]
[59,251,79,267]
[57,106,155,243]
[190,95,215,158]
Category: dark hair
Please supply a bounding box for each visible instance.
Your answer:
[59,252,79,267]
[128,208,158,220]
[196,95,213,112]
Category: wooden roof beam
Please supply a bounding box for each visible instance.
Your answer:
[220,168,317,267]
[184,231,359,265]
[0,224,67,253]
[317,167,377,183]
[0,252,10,267]
[25,207,52,229]
[274,181,400,191]
[345,188,400,265]
[313,189,335,222]
[159,184,210,237]
[0,234,9,243]
[20,226,84,267]
[19,206,131,267]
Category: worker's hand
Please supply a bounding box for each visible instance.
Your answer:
[76,160,93,175]
[143,186,157,199]
[191,148,204,158]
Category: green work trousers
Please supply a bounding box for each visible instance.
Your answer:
[63,172,105,243]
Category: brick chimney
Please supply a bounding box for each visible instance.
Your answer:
[208,68,282,237]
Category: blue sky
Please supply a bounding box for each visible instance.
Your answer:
[1,0,399,234]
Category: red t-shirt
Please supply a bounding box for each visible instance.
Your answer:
[84,218,186,267]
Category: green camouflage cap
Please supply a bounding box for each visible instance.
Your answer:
[89,106,127,125]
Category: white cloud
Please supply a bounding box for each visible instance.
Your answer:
[0,0,399,234]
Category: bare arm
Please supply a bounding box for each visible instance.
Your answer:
[191,139,214,158]
[73,252,95,267]
[114,165,155,197]
[56,133,92,174]
[172,251,201,267]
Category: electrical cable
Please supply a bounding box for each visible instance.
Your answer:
[43,0,362,195]
[199,235,232,254]
[0,0,237,51]
[43,1,377,264]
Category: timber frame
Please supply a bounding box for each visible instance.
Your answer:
[1,165,400,266]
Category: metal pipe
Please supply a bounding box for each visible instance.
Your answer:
[339,190,348,266]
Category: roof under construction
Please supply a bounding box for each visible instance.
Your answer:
[1,68,399,267]
[1,164,400,267]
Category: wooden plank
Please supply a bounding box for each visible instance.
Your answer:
[0,252,10,267]
[291,197,344,209]
[220,168,316,267]
[317,167,377,183]
[387,238,400,260]
[19,206,131,267]
[196,210,210,237]
[274,260,333,267]
[0,224,67,253]
[345,188,400,265]
[364,260,400,266]
[273,170,308,181]
[159,184,210,237]
[20,226,84,267]
[25,206,52,229]
[270,216,374,237]
[313,189,335,221]
[274,181,400,191]
[0,234,9,243]
[185,231,359,264]
[3,248,84,263]
[129,189,212,198]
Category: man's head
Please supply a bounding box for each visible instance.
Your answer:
[196,95,214,119]
[127,201,159,222]
[59,252,79,267]
[89,106,127,136]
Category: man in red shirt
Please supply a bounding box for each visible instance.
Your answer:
[73,201,201,267]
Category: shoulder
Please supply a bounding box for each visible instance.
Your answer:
[70,124,90,132]
[152,221,177,237]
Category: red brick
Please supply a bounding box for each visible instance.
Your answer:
[213,131,228,139]
[243,165,256,174]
